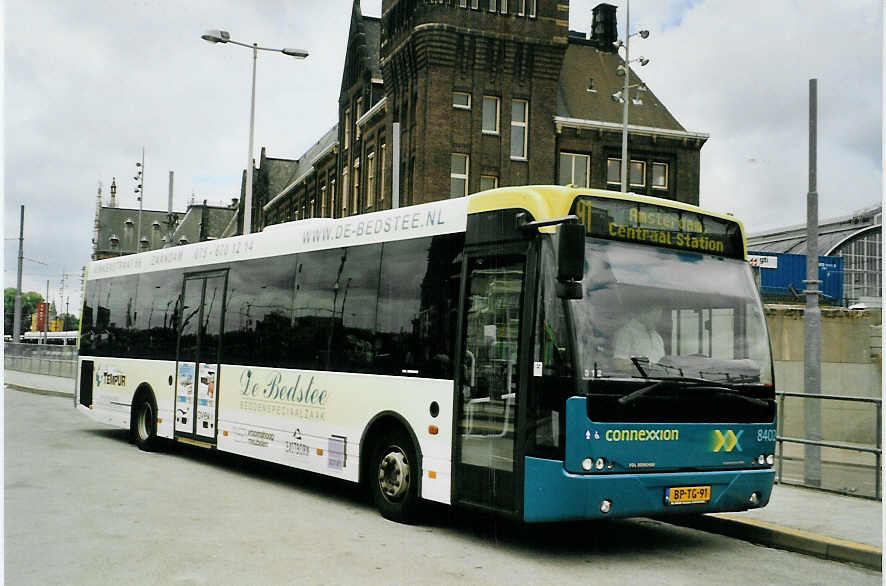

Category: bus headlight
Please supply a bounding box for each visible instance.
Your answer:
[600,499,612,513]
[582,458,593,471]
[766,454,775,465]
[595,458,605,470]
[757,454,766,465]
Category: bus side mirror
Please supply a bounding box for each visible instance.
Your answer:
[556,222,585,299]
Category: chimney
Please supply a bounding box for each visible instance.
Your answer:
[590,3,618,52]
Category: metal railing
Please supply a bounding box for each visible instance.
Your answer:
[776,391,882,500]
[4,343,77,379]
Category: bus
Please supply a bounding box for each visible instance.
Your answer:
[76,186,776,523]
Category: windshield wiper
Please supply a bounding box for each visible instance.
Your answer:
[618,374,770,407]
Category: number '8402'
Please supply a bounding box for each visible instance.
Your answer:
[757,429,776,442]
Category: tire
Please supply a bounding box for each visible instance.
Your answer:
[370,429,420,523]
[132,395,159,452]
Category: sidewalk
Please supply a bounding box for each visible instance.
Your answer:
[4,369,75,397]
[4,368,882,569]
[676,483,882,570]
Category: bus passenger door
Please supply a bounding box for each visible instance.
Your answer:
[455,254,525,512]
[175,271,227,442]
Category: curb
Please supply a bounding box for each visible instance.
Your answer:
[5,384,74,399]
[675,513,882,570]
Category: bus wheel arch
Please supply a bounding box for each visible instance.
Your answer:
[130,384,159,452]
[361,412,423,523]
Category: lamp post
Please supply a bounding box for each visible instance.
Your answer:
[201,29,309,235]
[610,1,649,193]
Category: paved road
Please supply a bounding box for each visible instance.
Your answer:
[5,387,881,585]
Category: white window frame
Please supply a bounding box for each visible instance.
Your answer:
[344,108,350,149]
[482,96,500,135]
[606,157,647,188]
[559,152,590,187]
[517,0,524,16]
[479,175,498,191]
[452,91,471,110]
[510,99,529,160]
[500,0,507,14]
[529,0,536,17]
[320,184,327,217]
[367,151,376,207]
[652,162,669,190]
[341,167,349,215]
[379,143,386,204]
[352,158,360,212]
[450,153,469,198]
[471,0,479,8]
[488,0,497,12]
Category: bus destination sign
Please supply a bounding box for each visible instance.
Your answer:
[572,196,743,259]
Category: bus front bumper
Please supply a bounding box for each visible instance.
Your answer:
[523,457,775,523]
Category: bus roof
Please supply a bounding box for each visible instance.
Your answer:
[87,186,746,280]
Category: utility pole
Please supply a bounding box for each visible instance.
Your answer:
[803,78,822,488]
[13,205,24,343]
[43,279,50,344]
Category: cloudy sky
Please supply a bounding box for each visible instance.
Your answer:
[4,0,882,316]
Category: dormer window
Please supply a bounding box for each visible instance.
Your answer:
[178,236,189,245]
[152,220,161,230]
[124,218,134,227]
[109,234,120,247]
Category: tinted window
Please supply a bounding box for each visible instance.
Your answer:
[131,269,183,361]
[84,276,138,357]
[224,255,297,368]
[376,234,463,378]
[292,249,341,370]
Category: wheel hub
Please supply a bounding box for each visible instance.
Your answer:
[378,449,410,502]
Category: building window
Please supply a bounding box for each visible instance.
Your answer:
[479,175,498,191]
[450,154,469,198]
[559,153,590,187]
[510,99,528,159]
[652,162,669,190]
[606,158,646,188]
[529,0,536,17]
[482,96,500,134]
[352,158,360,213]
[488,0,497,12]
[367,151,376,207]
[453,92,471,109]
[330,178,336,217]
[500,0,507,14]
[379,143,386,204]
[471,0,479,8]
[344,108,350,149]
[458,0,467,6]
[308,198,315,219]
[341,166,349,215]
[320,184,327,217]
[835,229,882,303]
[517,0,524,15]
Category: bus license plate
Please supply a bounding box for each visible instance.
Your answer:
[666,485,711,505]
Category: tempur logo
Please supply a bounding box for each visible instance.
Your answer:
[712,429,743,452]
[604,428,679,442]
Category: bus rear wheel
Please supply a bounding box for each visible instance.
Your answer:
[132,396,159,452]
[371,430,419,523]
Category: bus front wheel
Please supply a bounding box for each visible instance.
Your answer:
[132,395,159,452]
[371,430,419,523]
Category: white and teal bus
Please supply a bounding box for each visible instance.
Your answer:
[77,186,776,523]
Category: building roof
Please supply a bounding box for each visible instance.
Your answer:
[170,203,236,245]
[259,152,302,202]
[748,203,882,255]
[93,206,173,257]
[557,35,685,132]
[264,124,339,212]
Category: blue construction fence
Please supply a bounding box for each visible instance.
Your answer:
[748,251,844,305]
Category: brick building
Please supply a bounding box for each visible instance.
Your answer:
[253,0,707,231]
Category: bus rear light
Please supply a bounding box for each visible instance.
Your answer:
[428,425,439,435]
[581,458,593,471]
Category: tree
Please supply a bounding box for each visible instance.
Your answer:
[4,288,44,334]
[57,313,80,331]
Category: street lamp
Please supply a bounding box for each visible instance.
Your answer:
[201,29,309,235]
[613,1,649,193]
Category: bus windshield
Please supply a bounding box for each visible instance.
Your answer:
[571,238,773,385]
